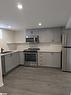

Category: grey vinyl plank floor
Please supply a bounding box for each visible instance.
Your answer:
[0,66,71,95]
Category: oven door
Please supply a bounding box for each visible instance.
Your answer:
[24,53,37,62]
[24,52,38,67]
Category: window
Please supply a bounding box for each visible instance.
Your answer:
[0,29,2,39]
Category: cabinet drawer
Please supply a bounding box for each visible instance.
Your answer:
[38,52,61,67]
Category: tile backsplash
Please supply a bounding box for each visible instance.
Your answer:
[16,43,62,52]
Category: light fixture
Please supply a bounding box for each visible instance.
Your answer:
[8,26,11,29]
[38,22,42,26]
[17,3,23,10]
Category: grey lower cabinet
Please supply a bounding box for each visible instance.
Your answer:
[38,52,61,68]
[5,54,13,73]
[4,52,20,74]
[16,52,20,65]
[19,51,24,65]
[11,52,20,67]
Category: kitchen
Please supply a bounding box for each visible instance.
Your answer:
[0,0,71,95]
[1,28,62,72]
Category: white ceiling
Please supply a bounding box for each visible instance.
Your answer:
[0,0,71,30]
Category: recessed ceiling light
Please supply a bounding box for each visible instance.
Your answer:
[17,3,23,10]
[38,22,42,26]
[8,26,11,29]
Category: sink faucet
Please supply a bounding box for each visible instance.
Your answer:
[1,48,4,53]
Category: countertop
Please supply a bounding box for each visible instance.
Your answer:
[0,49,61,56]
[0,93,7,95]
[38,50,61,53]
[0,50,19,56]
[0,45,62,56]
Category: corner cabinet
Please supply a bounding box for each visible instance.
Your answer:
[38,52,61,68]
[4,52,20,73]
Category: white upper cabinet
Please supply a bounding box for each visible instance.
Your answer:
[39,28,61,43]
[26,29,39,37]
[6,28,62,44]
[52,29,61,43]
[65,30,71,46]
[39,30,53,43]
[62,29,71,46]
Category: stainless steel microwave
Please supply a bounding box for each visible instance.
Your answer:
[26,35,39,43]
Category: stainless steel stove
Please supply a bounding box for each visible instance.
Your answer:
[24,48,40,67]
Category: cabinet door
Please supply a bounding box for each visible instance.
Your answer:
[38,52,49,66]
[39,30,53,43]
[12,52,20,67]
[19,51,24,65]
[12,53,18,68]
[12,53,16,68]
[39,29,61,43]
[16,52,20,65]
[47,53,61,68]
[38,52,61,68]
[52,30,61,43]
[5,53,20,73]
[66,31,71,46]
[5,54,13,73]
